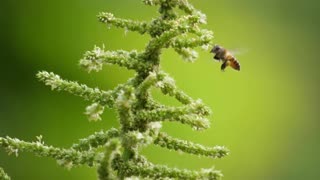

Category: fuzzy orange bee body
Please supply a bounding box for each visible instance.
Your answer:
[210,45,240,71]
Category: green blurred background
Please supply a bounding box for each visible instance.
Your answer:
[1,0,320,179]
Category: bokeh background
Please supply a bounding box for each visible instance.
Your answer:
[1,0,320,179]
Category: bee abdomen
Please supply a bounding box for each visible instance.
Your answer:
[230,58,240,71]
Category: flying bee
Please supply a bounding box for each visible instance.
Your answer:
[210,45,241,71]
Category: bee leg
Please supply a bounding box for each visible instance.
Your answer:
[221,61,228,71]
[213,55,220,61]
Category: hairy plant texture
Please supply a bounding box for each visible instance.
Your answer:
[0,0,229,179]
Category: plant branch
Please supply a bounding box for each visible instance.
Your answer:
[154,132,229,158]
[37,71,115,108]
[154,72,194,104]
[171,30,213,49]
[80,47,143,72]
[0,136,102,168]
[98,139,120,180]
[112,154,223,179]
[71,128,120,151]
[98,12,149,34]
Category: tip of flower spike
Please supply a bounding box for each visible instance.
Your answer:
[36,71,52,80]
[195,11,207,24]
[97,12,115,23]
[193,117,210,131]
[201,168,223,179]
[79,46,104,73]
[213,146,230,158]
[36,71,63,90]
[36,71,45,77]
[190,100,212,116]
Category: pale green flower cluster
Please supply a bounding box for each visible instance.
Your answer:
[0,0,229,179]
[0,167,10,180]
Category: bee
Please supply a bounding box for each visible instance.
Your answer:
[210,45,240,71]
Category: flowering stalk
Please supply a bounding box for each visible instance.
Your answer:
[0,0,229,179]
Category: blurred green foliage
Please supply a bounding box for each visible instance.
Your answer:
[1,0,320,179]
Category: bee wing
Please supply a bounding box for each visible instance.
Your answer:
[229,48,249,56]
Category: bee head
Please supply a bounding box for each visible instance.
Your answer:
[210,45,221,53]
